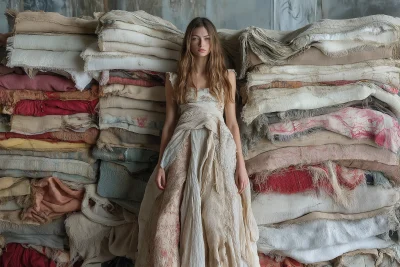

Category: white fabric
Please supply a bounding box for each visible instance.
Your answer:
[242,82,400,124]
[258,212,395,252]
[99,41,180,60]
[99,28,181,51]
[100,96,166,113]
[248,60,400,89]
[11,34,96,52]
[82,44,177,72]
[270,237,394,264]
[252,185,400,225]
[101,84,165,102]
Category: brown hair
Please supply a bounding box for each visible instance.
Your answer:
[174,17,233,104]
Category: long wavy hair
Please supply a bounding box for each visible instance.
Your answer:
[174,17,233,105]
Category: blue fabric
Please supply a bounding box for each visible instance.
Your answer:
[92,147,158,163]
[0,169,97,184]
[0,149,95,164]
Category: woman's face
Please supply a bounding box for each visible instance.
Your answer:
[190,26,211,57]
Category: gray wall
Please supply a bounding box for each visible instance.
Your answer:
[1,0,400,33]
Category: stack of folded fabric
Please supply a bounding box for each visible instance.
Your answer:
[238,15,400,266]
[62,10,183,265]
[6,10,98,90]
[0,13,101,266]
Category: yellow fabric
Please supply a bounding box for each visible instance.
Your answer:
[0,138,90,151]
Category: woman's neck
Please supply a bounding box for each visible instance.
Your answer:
[192,56,208,75]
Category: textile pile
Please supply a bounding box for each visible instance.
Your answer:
[239,15,400,266]
[0,10,101,267]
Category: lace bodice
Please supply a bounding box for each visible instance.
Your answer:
[167,70,236,114]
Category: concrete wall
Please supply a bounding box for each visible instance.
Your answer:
[1,0,400,33]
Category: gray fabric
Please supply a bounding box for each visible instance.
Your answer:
[0,149,95,164]
[0,169,97,184]
[0,115,10,133]
[110,199,141,216]
[97,161,150,202]
[92,147,158,163]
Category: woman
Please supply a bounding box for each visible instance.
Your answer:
[136,17,260,267]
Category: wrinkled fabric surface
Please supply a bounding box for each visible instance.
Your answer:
[100,96,165,113]
[92,146,158,163]
[0,138,90,151]
[268,107,400,153]
[11,113,98,135]
[0,243,57,267]
[97,128,160,151]
[0,177,30,198]
[12,34,96,51]
[258,253,302,267]
[22,177,84,223]
[252,185,400,225]
[0,128,99,144]
[100,84,165,102]
[9,99,98,116]
[0,73,77,91]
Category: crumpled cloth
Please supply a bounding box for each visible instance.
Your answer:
[100,96,165,113]
[258,253,303,267]
[0,138,90,151]
[22,177,84,224]
[0,84,99,107]
[8,99,98,116]
[100,84,165,102]
[0,243,56,267]
[96,128,160,151]
[0,74,77,91]
[268,107,400,153]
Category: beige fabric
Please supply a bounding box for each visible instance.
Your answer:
[11,114,98,135]
[276,206,393,226]
[97,128,160,151]
[338,160,400,183]
[245,130,379,160]
[14,11,97,34]
[100,84,165,102]
[0,177,30,198]
[100,96,166,113]
[249,46,398,67]
[0,138,90,151]
[246,144,399,174]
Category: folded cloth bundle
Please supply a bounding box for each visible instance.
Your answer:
[247,60,400,89]
[0,74,77,92]
[246,144,400,183]
[97,10,183,45]
[267,107,400,153]
[100,84,165,102]
[110,69,165,84]
[0,128,99,144]
[11,34,96,52]
[6,99,98,116]
[0,243,57,267]
[0,177,30,198]
[11,113,98,135]
[92,146,158,163]
[0,138,90,152]
[81,43,177,72]
[100,96,165,113]
[12,10,97,34]
[22,177,84,223]
[0,85,99,107]
[99,108,165,136]
[242,82,400,124]
[252,185,400,225]
[97,128,160,151]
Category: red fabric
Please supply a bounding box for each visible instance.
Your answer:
[1,243,56,267]
[108,76,163,87]
[251,164,365,194]
[0,128,99,144]
[13,99,98,116]
[259,253,303,267]
[0,74,77,92]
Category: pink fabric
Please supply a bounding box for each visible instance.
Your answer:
[258,253,303,267]
[13,99,98,116]
[107,76,163,87]
[269,107,400,153]
[0,74,77,92]
[22,177,84,223]
[251,163,365,195]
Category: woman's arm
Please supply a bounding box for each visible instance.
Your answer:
[224,71,249,193]
[155,73,179,189]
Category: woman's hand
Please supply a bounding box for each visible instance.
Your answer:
[235,166,249,194]
[155,165,166,190]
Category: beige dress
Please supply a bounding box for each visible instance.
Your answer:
[136,70,260,267]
